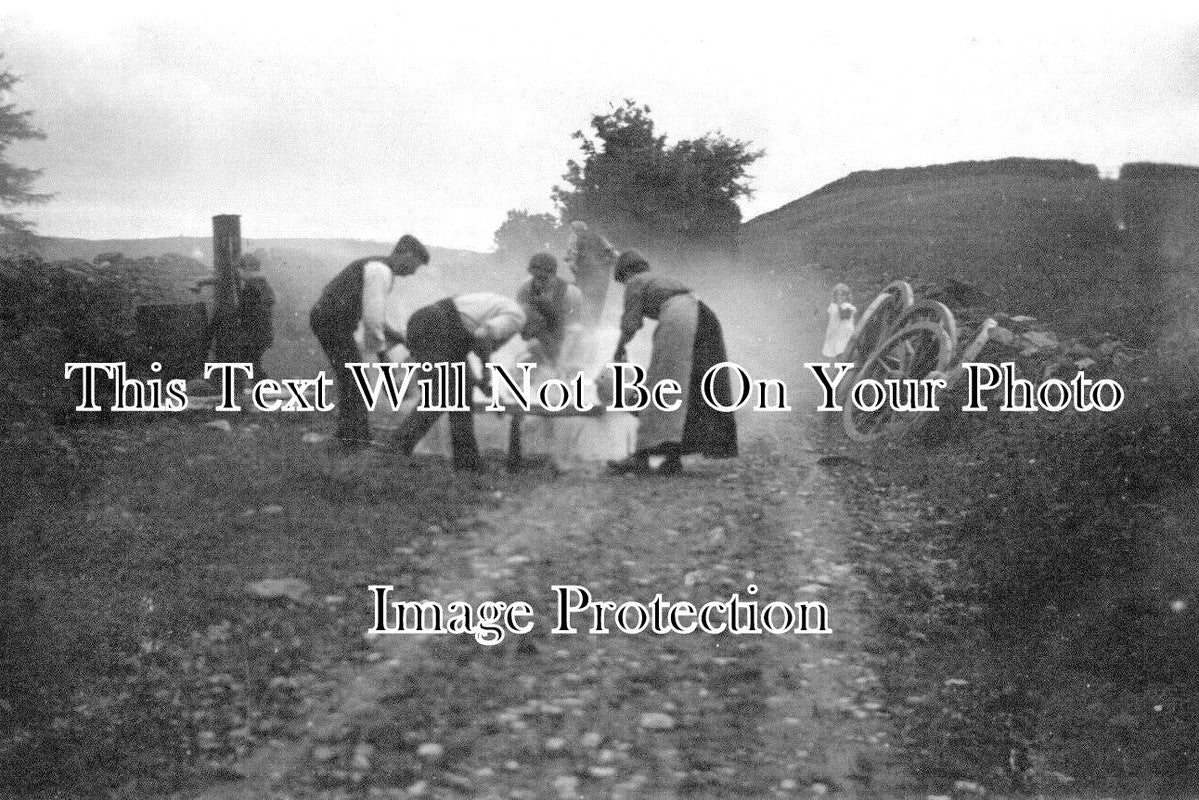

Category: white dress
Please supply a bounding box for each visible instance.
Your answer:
[822,302,856,358]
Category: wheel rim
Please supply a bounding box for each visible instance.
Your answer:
[842,321,953,442]
[840,280,915,368]
[890,299,959,356]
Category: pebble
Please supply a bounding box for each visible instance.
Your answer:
[406,780,429,797]
[811,782,829,795]
[312,745,337,762]
[639,712,675,730]
[444,774,472,789]
[351,743,374,771]
[587,765,617,779]
[580,731,603,748]
[544,737,567,753]
[780,778,798,790]
[552,775,580,798]
[261,504,284,515]
[203,419,232,432]
[416,742,444,761]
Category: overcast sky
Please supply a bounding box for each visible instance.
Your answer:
[2,3,1197,251]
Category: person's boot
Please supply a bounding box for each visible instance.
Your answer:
[607,452,650,474]
[656,454,683,475]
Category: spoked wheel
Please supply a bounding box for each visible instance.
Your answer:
[835,280,915,408]
[839,280,915,367]
[842,321,954,442]
[890,299,959,356]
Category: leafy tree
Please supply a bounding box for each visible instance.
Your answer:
[0,56,50,249]
[553,100,763,258]
[492,209,564,268]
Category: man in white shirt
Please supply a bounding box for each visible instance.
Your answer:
[309,235,430,446]
[391,292,529,471]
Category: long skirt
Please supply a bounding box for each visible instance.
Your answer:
[636,294,738,458]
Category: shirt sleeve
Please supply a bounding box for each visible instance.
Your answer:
[480,309,526,345]
[515,279,532,307]
[360,260,394,355]
[564,285,584,325]
[620,275,647,338]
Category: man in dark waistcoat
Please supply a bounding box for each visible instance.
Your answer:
[309,234,430,447]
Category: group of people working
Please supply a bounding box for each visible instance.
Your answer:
[308,223,739,475]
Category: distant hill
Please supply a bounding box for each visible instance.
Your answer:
[37,234,524,306]
[34,235,529,377]
[738,157,1147,338]
[38,236,502,284]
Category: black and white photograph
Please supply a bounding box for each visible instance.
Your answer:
[3,4,1199,798]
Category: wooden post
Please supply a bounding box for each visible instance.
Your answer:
[210,214,243,391]
[212,214,241,322]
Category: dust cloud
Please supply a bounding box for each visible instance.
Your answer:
[257,243,836,461]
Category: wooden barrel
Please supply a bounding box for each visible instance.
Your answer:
[135,302,211,379]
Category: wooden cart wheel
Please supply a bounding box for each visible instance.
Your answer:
[834,280,914,408]
[890,299,959,357]
[839,280,915,367]
[842,321,954,443]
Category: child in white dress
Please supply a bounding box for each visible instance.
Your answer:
[821,283,856,359]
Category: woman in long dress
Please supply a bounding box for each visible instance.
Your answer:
[606,250,738,475]
[821,283,856,359]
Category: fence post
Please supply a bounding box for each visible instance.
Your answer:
[211,214,243,391]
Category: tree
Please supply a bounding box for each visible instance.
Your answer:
[0,56,50,249]
[492,209,564,268]
[553,100,763,258]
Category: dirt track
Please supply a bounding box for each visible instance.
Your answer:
[193,412,906,799]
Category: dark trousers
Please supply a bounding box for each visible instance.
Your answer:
[391,299,480,470]
[310,309,369,443]
[241,340,270,382]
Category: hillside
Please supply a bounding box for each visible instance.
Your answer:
[739,158,1143,339]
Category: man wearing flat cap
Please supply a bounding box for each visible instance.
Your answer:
[516,252,583,364]
[309,234,430,447]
